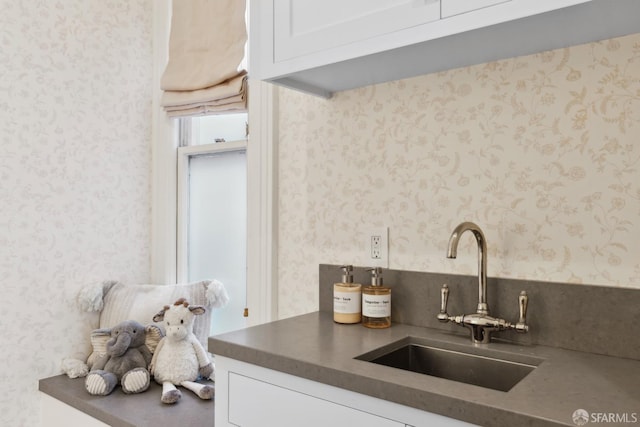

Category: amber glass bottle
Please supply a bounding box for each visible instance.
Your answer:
[362,267,391,328]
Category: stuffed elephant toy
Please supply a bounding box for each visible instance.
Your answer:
[85,320,154,396]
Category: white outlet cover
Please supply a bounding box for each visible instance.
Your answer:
[367,227,388,268]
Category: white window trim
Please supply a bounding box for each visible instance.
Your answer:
[150,1,278,327]
[151,0,177,285]
[246,79,279,326]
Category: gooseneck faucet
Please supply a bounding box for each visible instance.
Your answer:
[447,222,488,315]
[438,222,529,344]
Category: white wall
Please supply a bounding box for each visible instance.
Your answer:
[277,33,640,319]
[0,1,153,425]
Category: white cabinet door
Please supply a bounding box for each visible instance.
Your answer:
[216,356,477,427]
[228,373,404,427]
[441,0,510,18]
[273,0,440,62]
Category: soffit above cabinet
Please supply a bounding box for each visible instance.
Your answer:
[250,0,640,98]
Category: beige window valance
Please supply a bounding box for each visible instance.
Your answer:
[161,0,247,117]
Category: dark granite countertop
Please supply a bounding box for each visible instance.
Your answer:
[209,311,640,427]
[39,375,214,427]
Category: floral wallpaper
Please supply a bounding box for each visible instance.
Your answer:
[277,33,640,319]
[0,1,152,425]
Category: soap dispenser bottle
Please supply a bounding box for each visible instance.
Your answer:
[333,265,362,324]
[362,267,391,329]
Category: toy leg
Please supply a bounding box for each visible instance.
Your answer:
[180,380,214,400]
[85,370,117,396]
[161,382,182,404]
[121,368,150,394]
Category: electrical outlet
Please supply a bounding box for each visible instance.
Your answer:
[367,227,388,268]
[371,235,382,259]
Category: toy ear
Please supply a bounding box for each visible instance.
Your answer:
[145,324,164,353]
[87,329,112,368]
[152,306,168,322]
[189,305,206,316]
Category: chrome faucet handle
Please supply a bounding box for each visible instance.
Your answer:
[437,284,450,322]
[514,291,529,333]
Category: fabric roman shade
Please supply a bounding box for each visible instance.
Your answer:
[161,0,247,117]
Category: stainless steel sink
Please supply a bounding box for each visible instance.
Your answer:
[356,337,542,392]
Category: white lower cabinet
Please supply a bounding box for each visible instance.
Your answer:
[215,356,476,427]
[229,373,404,427]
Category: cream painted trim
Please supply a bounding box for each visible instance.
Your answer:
[246,79,279,326]
[176,140,248,283]
[150,0,177,284]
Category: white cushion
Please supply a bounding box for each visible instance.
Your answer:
[99,280,215,348]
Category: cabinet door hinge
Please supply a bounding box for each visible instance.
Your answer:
[243,307,249,317]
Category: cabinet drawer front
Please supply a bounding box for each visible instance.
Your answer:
[228,373,405,427]
[274,0,440,62]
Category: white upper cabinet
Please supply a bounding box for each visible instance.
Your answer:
[250,0,640,97]
[441,0,510,18]
[274,0,440,62]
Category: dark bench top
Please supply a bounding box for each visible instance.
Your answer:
[39,375,215,427]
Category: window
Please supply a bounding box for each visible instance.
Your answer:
[186,113,248,145]
[177,115,249,335]
[151,0,277,333]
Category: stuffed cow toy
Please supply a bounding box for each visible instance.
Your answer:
[150,298,214,404]
[85,320,154,395]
